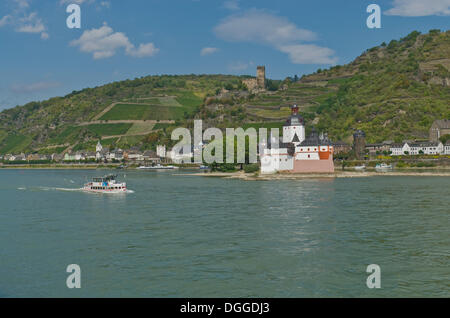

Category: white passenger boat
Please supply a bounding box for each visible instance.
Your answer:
[354,165,366,170]
[375,163,393,171]
[82,174,127,193]
[137,164,178,170]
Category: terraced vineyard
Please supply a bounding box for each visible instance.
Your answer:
[99,93,200,121]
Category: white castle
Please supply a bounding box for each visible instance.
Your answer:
[260,105,334,174]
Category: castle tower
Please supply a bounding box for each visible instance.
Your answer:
[96,141,103,153]
[283,104,305,145]
[257,66,265,89]
[353,130,366,159]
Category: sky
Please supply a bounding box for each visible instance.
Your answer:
[0,0,449,110]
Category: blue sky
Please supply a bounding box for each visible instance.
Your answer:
[0,0,449,110]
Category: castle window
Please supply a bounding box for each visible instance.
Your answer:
[308,154,310,158]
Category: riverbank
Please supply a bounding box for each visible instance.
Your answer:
[190,170,450,180]
[0,164,115,169]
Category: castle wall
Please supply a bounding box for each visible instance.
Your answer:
[291,156,334,173]
[261,153,293,174]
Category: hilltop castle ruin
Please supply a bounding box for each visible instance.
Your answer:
[243,66,266,92]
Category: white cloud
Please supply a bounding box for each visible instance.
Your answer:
[0,2,48,39]
[100,1,111,8]
[228,61,253,72]
[14,0,30,9]
[16,12,45,33]
[70,23,159,59]
[214,9,316,46]
[10,81,60,94]
[200,47,219,56]
[0,15,12,27]
[40,32,49,40]
[223,0,240,11]
[385,0,450,16]
[278,45,338,65]
[214,9,337,65]
[126,43,159,58]
[59,0,92,4]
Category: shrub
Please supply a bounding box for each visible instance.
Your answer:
[244,164,259,173]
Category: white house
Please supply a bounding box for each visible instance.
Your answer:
[156,145,166,158]
[444,141,450,155]
[390,141,443,155]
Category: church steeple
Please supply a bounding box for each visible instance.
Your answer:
[96,141,103,153]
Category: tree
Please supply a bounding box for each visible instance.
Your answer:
[439,134,450,144]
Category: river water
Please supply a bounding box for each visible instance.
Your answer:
[0,169,448,297]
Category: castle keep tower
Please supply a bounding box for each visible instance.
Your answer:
[242,66,266,91]
[257,66,265,89]
[353,130,366,159]
[283,104,305,145]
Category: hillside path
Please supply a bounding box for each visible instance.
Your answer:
[76,119,175,126]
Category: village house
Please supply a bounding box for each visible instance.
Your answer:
[9,153,26,161]
[390,141,444,156]
[125,148,144,161]
[143,150,160,163]
[445,140,450,155]
[109,149,124,161]
[85,152,96,160]
[51,153,64,162]
[365,141,392,155]
[331,141,351,154]
[26,153,50,161]
[429,119,450,142]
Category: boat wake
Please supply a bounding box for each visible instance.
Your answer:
[39,187,84,192]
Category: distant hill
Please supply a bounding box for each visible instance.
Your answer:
[0,30,449,154]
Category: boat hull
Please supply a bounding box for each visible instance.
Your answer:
[82,187,127,193]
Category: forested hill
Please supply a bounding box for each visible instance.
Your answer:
[303,29,450,143]
[0,30,449,154]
